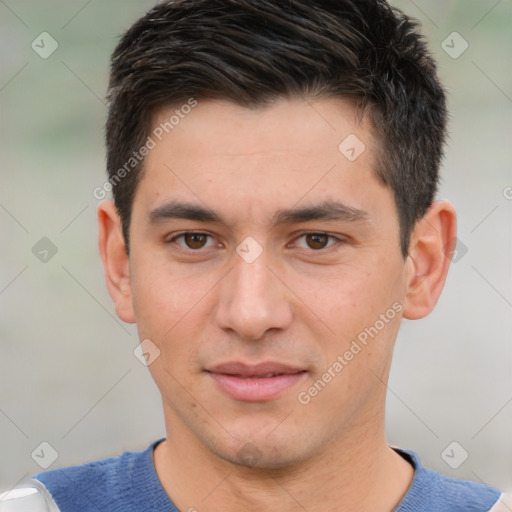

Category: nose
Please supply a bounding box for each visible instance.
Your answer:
[214,249,293,341]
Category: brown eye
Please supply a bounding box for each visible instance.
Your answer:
[183,233,208,249]
[305,233,329,249]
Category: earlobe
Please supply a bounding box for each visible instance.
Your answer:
[402,200,457,320]
[97,200,136,324]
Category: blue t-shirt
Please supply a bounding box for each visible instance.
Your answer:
[31,439,502,512]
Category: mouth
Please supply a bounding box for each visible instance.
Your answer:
[205,362,308,402]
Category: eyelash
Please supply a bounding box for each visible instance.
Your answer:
[165,231,344,253]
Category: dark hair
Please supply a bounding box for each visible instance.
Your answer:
[105,0,448,257]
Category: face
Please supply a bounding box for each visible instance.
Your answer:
[124,97,410,468]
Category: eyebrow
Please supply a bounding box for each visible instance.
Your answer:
[273,201,368,225]
[148,200,369,227]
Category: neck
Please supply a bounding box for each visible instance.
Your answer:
[153,410,414,511]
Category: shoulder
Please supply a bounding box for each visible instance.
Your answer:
[34,448,140,505]
[394,448,504,512]
[28,439,174,512]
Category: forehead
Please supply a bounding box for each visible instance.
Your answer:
[134,97,391,228]
[150,96,375,162]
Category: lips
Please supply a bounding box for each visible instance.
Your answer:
[206,362,307,401]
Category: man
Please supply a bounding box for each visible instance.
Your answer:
[0,0,508,511]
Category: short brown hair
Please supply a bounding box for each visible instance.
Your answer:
[105,0,448,257]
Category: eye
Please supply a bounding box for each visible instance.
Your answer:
[167,232,219,250]
[293,233,341,250]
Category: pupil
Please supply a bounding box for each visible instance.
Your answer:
[307,234,328,249]
[185,233,206,249]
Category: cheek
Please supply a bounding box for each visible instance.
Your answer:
[130,257,217,369]
[130,254,204,331]
[295,259,403,336]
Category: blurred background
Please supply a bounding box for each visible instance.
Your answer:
[1,0,511,495]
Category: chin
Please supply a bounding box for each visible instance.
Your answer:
[209,431,316,470]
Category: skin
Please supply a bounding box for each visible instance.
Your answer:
[98,97,456,511]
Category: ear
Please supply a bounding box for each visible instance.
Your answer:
[97,200,136,323]
[402,200,457,320]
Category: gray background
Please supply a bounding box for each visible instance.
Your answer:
[1,0,511,495]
